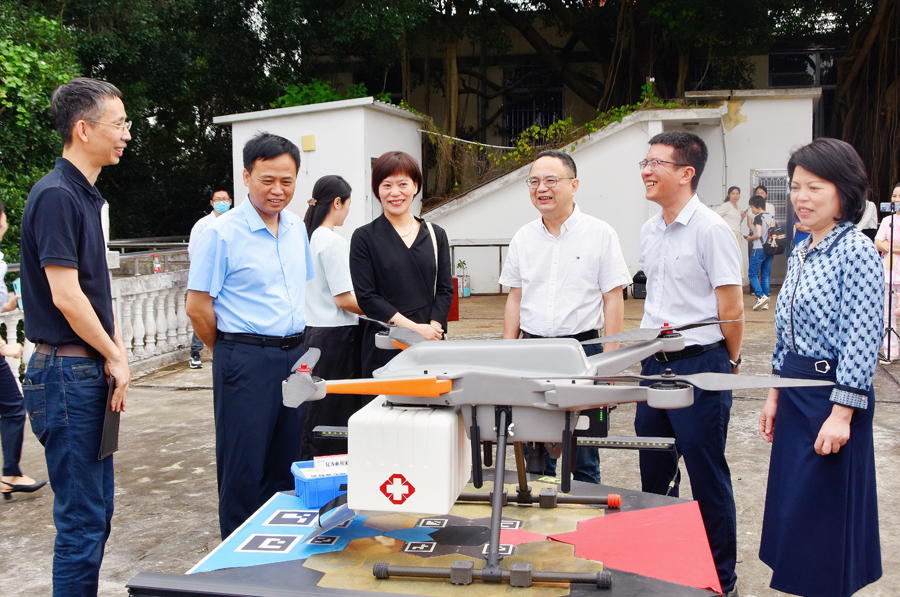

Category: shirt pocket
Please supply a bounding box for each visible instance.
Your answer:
[562,255,600,289]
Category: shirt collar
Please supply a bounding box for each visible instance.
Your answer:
[240,194,294,236]
[653,193,700,230]
[540,204,582,237]
[55,157,104,203]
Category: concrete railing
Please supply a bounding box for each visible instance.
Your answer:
[112,269,194,375]
[0,266,194,379]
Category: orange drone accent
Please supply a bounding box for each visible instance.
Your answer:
[325,377,452,398]
[391,339,410,350]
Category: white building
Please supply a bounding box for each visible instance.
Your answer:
[213,97,423,241]
[427,88,820,293]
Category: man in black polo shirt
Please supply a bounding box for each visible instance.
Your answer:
[20,77,132,597]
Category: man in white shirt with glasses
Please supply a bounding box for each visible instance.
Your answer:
[499,149,631,484]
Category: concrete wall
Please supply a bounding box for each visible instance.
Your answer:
[428,91,818,294]
[215,98,423,243]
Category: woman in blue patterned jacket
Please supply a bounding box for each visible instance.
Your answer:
[758,138,882,596]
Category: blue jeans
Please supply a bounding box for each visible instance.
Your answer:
[749,248,774,298]
[23,351,113,597]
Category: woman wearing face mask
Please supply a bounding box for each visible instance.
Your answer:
[0,199,47,499]
[300,175,364,456]
[874,183,900,363]
[350,151,453,377]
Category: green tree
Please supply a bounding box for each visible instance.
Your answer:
[0,2,80,263]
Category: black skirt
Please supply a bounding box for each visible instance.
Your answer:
[759,352,881,596]
[299,324,367,458]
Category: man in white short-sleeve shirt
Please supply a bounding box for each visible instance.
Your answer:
[635,131,743,596]
[499,149,631,484]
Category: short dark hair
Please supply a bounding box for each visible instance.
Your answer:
[371,151,423,199]
[51,78,123,147]
[210,185,230,200]
[243,132,301,174]
[648,131,708,190]
[787,137,868,225]
[748,195,767,210]
[533,149,577,178]
[303,175,353,239]
[754,185,768,195]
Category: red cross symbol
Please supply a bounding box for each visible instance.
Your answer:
[380,474,415,504]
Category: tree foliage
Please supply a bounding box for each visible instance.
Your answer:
[0,0,893,242]
[0,2,79,263]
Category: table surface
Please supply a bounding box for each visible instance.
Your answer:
[127,472,720,597]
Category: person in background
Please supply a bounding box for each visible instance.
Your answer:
[873,182,900,364]
[350,151,453,378]
[20,77,132,596]
[186,186,232,369]
[499,149,630,484]
[856,198,878,241]
[636,131,743,597]
[301,175,364,456]
[792,212,811,249]
[0,198,47,500]
[712,186,746,277]
[759,137,882,597]
[186,133,314,539]
[744,195,775,311]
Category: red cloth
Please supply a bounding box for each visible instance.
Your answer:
[549,501,722,594]
[498,528,546,547]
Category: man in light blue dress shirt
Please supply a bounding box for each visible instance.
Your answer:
[186,133,315,539]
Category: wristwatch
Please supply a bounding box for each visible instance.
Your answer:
[729,354,742,369]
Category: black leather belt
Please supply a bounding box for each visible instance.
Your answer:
[522,329,600,342]
[35,344,102,359]
[217,331,305,350]
[654,340,726,363]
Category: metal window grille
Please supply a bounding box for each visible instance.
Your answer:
[502,66,565,146]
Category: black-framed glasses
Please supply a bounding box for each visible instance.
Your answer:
[639,158,688,171]
[87,119,132,131]
[525,176,574,189]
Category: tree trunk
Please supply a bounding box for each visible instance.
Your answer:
[443,40,459,138]
[494,2,603,108]
[676,49,689,98]
[401,28,411,103]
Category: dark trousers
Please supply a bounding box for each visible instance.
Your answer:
[634,346,737,593]
[0,358,25,477]
[212,339,307,539]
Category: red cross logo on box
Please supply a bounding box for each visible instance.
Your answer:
[380,474,415,504]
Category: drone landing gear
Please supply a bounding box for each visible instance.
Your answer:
[373,407,614,590]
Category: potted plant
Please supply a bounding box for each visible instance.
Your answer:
[456,259,471,298]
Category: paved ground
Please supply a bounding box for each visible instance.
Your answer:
[1,292,897,596]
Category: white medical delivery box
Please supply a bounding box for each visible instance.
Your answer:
[347,395,471,515]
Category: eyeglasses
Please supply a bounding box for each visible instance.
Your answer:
[639,159,688,171]
[87,119,132,131]
[525,176,574,189]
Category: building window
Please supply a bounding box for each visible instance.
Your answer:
[769,50,839,137]
[502,66,564,146]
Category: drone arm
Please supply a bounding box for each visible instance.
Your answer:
[587,335,684,376]
[547,384,648,410]
[326,377,452,398]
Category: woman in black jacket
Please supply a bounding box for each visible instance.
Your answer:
[350,151,453,377]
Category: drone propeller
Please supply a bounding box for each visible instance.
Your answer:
[582,319,744,345]
[359,314,428,348]
[530,371,832,392]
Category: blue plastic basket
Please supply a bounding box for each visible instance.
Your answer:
[291,461,348,509]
